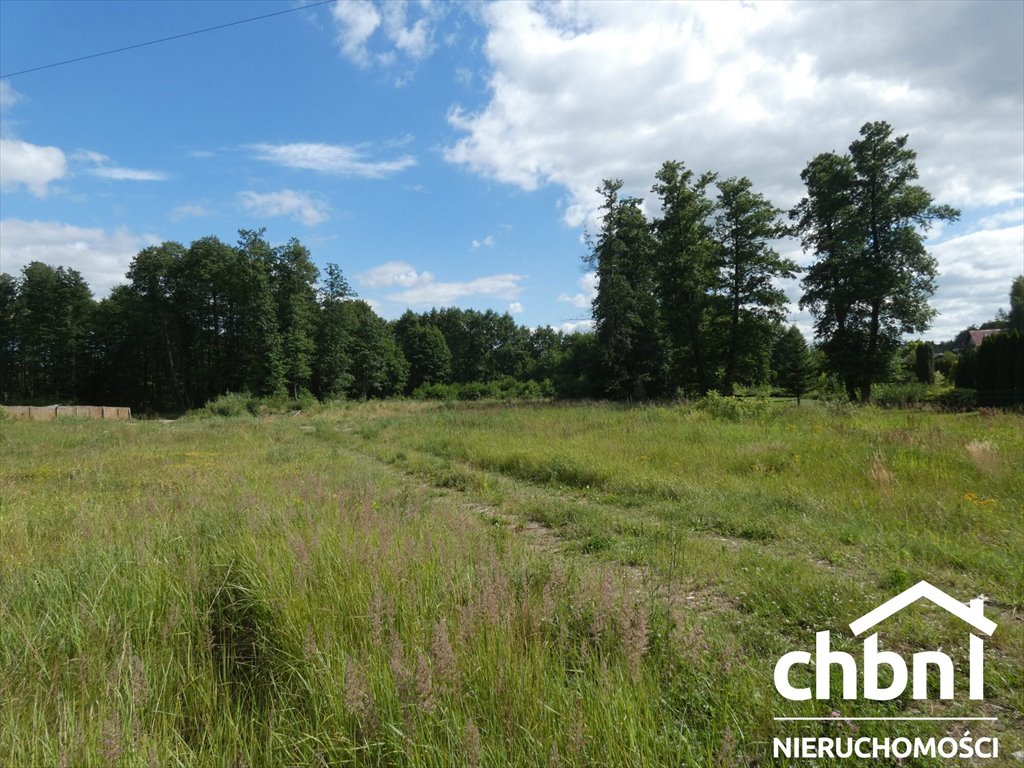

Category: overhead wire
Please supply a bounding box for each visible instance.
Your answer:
[0,0,336,79]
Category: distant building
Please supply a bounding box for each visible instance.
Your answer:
[968,328,1003,348]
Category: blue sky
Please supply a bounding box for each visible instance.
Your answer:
[1,0,1022,339]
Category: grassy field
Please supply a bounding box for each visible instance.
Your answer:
[1,401,1021,766]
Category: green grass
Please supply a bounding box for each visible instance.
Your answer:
[1,401,1021,766]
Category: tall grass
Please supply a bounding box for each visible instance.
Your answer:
[1,402,1021,765]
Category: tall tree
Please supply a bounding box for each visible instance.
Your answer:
[913,342,935,384]
[651,161,720,395]
[0,273,18,403]
[587,179,666,400]
[11,262,94,403]
[1008,275,1024,332]
[126,243,188,409]
[243,231,317,398]
[772,325,814,404]
[344,301,408,399]
[794,121,959,402]
[313,264,357,399]
[714,177,796,395]
[401,323,452,392]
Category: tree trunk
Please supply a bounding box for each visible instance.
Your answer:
[845,377,858,403]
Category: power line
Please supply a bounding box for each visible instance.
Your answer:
[0,0,336,79]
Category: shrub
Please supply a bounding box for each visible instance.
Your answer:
[697,392,771,421]
[872,382,932,408]
[925,387,977,412]
[202,392,258,417]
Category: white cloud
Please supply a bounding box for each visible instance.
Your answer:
[508,301,524,314]
[93,166,168,181]
[557,319,594,334]
[390,273,525,306]
[0,81,22,110]
[927,224,1024,339]
[446,1,1024,229]
[169,203,211,221]
[357,260,434,289]
[332,0,381,66]
[972,206,1024,232]
[356,259,525,306]
[471,234,496,249]
[249,142,415,178]
[558,270,597,309]
[72,150,168,181]
[0,219,158,296]
[330,0,443,76]
[239,190,329,226]
[0,138,66,196]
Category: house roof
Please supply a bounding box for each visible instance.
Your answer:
[849,580,997,637]
[968,329,1003,347]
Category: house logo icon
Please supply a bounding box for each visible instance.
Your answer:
[775,581,997,701]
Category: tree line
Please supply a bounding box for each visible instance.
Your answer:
[3,120,1019,412]
[586,120,961,403]
[0,229,608,412]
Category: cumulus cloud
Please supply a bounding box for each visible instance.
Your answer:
[249,142,415,178]
[0,138,67,196]
[356,259,525,306]
[507,301,524,314]
[357,260,434,289]
[558,270,597,309]
[557,319,594,334]
[446,1,1023,228]
[331,0,443,74]
[239,190,329,226]
[927,225,1024,339]
[471,234,496,249]
[0,219,158,296]
[332,0,381,66]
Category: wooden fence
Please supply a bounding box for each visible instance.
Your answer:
[1,405,131,421]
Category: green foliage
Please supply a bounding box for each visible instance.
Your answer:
[696,391,771,421]
[975,330,1024,405]
[651,161,720,394]
[793,121,959,403]
[588,179,668,400]
[914,341,935,384]
[926,387,977,411]
[413,377,552,401]
[1007,274,1024,331]
[872,381,932,408]
[771,325,814,403]
[401,323,452,392]
[714,177,797,395]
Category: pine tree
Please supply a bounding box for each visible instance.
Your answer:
[772,326,814,404]
[587,179,666,400]
[651,161,720,395]
[714,177,796,395]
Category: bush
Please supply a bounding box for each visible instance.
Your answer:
[198,391,321,418]
[412,378,552,402]
[697,392,771,421]
[202,392,258,417]
[872,382,932,408]
[925,387,977,412]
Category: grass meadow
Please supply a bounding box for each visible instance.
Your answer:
[1,401,1021,766]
